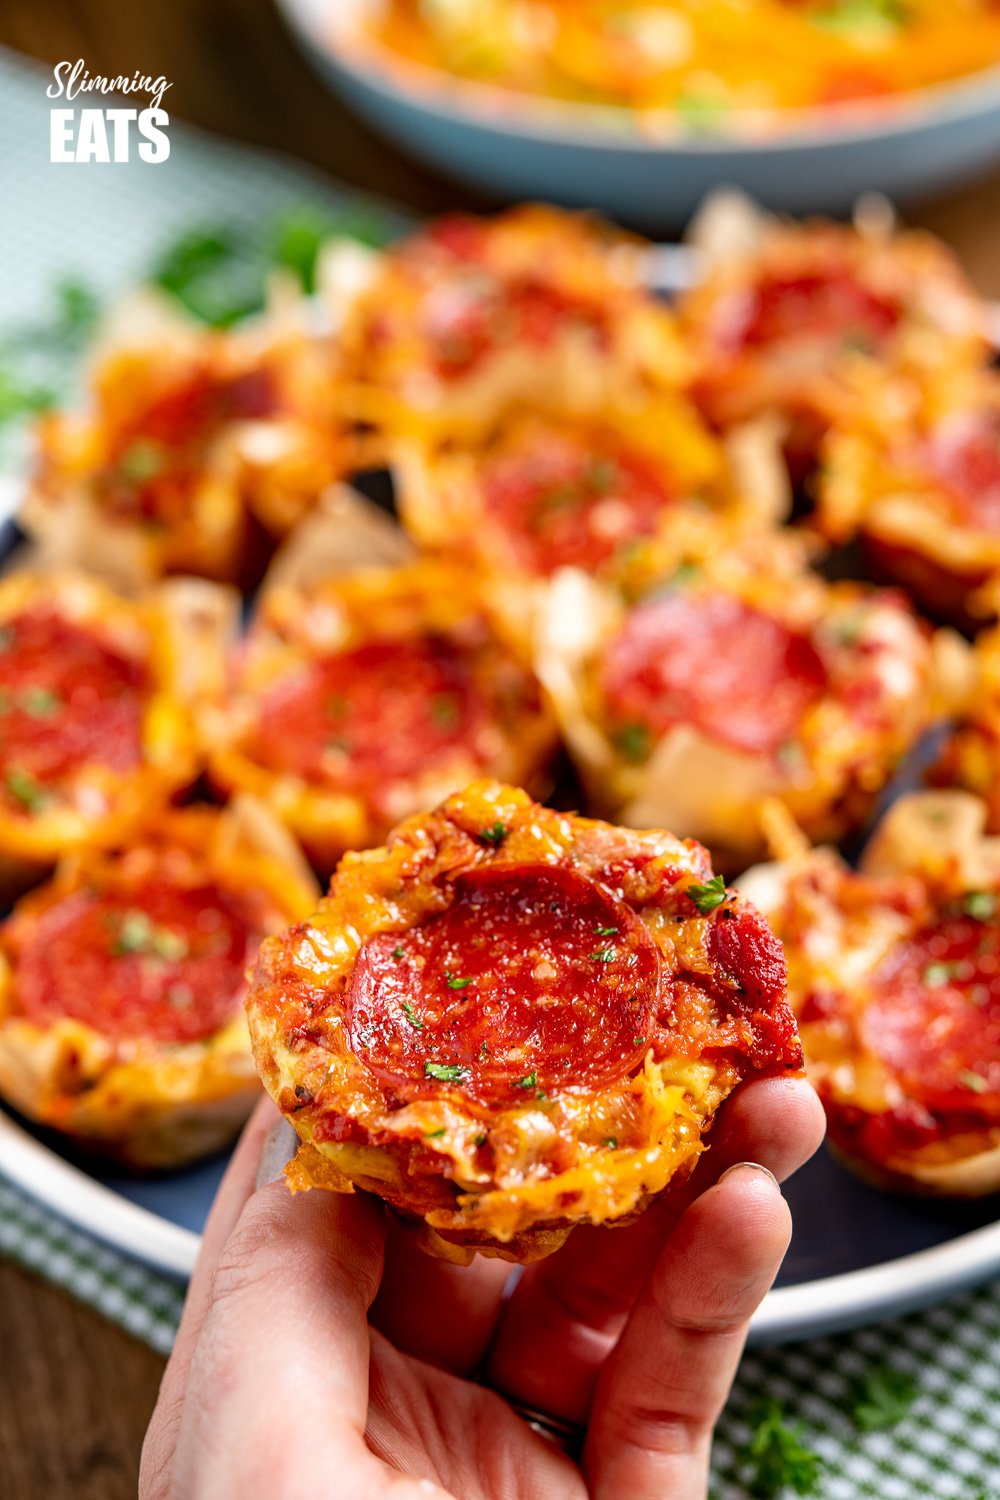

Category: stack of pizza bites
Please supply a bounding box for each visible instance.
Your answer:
[6,196,1000,1217]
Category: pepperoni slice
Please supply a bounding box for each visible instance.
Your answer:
[0,607,146,809]
[712,270,899,358]
[346,863,661,1104]
[13,880,256,1044]
[920,412,1000,535]
[600,591,827,759]
[481,429,672,576]
[249,637,491,800]
[865,909,1000,1120]
[99,365,279,525]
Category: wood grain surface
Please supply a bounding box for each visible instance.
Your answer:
[2,4,1000,1497]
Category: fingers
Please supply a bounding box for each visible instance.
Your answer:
[167,1178,387,1497]
[486,1075,824,1424]
[584,1164,792,1500]
[371,1217,512,1375]
[140,1097,286,1500]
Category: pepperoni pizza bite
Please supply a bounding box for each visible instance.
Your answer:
[209,562,558,872]
[679,210,985,471]
[322,205,687,442]
[25,298,349,586]
[536,537,967,869]
[0,572,221,896]
[247,780,801,1261]
[739,792,1000,1196]
[393,399,788,592]
[0,799,317,1167]
[817,364,1000,624]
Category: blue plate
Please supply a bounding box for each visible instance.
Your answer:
[277,0,1000,225]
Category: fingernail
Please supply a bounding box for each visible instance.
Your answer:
[718,1161,779,1188]
[255,1118,299,1189]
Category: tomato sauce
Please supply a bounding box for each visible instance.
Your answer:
[0,607,146,809]
[481,430,672,575]
[13,879,257,1044]
[346,863,661,1104]
[600,591,827,758]
[249,637,490,799]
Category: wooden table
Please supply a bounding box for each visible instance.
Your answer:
[2,4,1000,1496]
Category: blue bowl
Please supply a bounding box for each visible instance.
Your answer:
[278,0,1000,226]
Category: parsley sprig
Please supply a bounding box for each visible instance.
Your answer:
[687,874,728,915]
[744,1400,822,1498]
[850,1364,918,1432]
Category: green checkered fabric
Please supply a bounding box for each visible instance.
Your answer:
[1,44,1000,1498]
[4,1173,1000,1496]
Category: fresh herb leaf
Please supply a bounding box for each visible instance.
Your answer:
[0,366,58,428]
[424,1127,446,1139]
[850,1364,919,1431]
[594,925,618,937]
[4,767,50,813]
[21,687,61,719]
[401,1000,424,1030]
[603,1136,619,1149]
[391,946,405,961]
[632,1035,647,1048]
[591,946,618,963]
[615,722,652,764]
[514,1072,538,1089]
[479,821,507,847]
[923,961,959,988]
[52,278,101,348]
[964,891,998,922]
[111,909,189,961]
[445,971,473,990]
[424,1061,468,1083]
[745,1400,822,1498]
[687,874,727,915]
[429,693,460,729]
[118,439,167,484]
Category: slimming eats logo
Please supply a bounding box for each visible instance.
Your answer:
[48,59,171,163]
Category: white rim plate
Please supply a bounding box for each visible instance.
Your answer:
[0,266,998,1343]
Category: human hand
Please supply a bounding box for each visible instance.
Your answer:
[140,1076,824,1500]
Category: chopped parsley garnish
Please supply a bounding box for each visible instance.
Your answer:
[603,1136,619,1149]
[430,693,460,729]
[424,1062,468,1083]
[615,722,652,764]
[591,945,618,963]
[632,1035,647,1048]
[118,439,166,484]
[21,687,61,719]
[5,767,49,813]
[964,891,998,922]
[960,1069,988,1094]
[923,962,960,989]
[586,457,618,493]
[687,874,728,915]
[111,909,189,961]
[391,946,405,961]
[473,1131,488,1146]
[514,1072,538,1089]
[424,1128,446,1139]
[744,1400,823,1498]
[850,1364,919,1432]
[594,925,618,937]
[401,1001,424,1030]
[478,821,508,847]
[445,971,473,989]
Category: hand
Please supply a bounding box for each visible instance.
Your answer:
[140,1077,824,1500]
